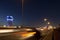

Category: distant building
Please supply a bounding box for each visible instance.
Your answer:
[7,16,14,26]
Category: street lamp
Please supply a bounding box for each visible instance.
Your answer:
[22,0,24,26]
[44,18,47,22]
[44,18,51,26]
[43,18,48,26]
[47,22,50,25]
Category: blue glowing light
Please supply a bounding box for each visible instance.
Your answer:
[7,16,13,21]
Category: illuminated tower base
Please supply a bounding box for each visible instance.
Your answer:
[7,16,13,26]
[7,21,13,26]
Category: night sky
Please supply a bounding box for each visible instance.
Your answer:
[0,0,60,26]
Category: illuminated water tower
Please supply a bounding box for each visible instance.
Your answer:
[7,16,14,26]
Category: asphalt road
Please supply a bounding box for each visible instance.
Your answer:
[42,30,53,40]
[0,30,53,40]
[0,28,57,40]
[0,34,20,40]
[41,28,60,40]
[0,28,41,40]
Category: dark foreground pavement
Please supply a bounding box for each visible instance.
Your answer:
[54,28,60,40]
[41,28,60,40]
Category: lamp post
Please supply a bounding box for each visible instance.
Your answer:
[44,18,51,27]
[22,0,24,26]
[47,22,50,25]
[44,18,48,26]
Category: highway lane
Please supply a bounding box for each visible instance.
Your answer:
[41,28,60,40]
[40,29,54,40]
[0,29,20,33]
[0,28,41,40]
[0,31,35,40]
[0,33,21,40]
[1,28,54,40]
[0,29,21,36]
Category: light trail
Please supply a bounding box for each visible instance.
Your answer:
[22,0,24,25]
[19,32,36,39]
[0,29,20,33]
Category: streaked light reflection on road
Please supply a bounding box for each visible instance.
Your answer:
[0,29,19,33]
[14,32,36,39]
